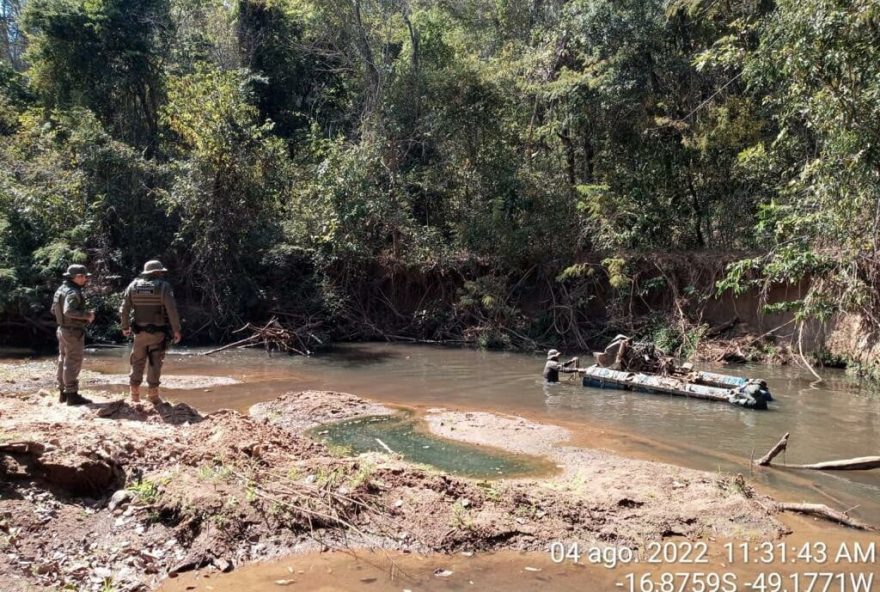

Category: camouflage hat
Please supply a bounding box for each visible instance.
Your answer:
[547,349,561,360]
[63,264,92,278]
[141,260,168,275]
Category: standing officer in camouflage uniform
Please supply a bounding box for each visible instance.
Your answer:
[52,264,95,405]
[119,260,182,404]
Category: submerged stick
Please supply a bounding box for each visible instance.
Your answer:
[756,432,789,466]
[797,322,823,382]
[776,502,876,531]
[375,438,395,455]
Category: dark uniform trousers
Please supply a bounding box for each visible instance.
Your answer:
[129,330,168,388]
[56,327,85,394]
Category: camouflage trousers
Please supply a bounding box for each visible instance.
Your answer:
[56,327,85,394]
[129,330,168,388]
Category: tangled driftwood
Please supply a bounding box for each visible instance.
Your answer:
[201,317,322,357]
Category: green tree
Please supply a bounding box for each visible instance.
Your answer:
[718,0,880,325]
[162,67,289,331]
[23,0,172,148]
[0,106,167,335]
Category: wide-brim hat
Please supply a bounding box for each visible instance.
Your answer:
[141,259,168,274]
[63,264,92,278]
[547,349,561,360]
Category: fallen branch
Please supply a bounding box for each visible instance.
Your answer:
[375,438,395,455]
[756,432,789,466]
[201,317,321,357]
[756,433,879,470]
[201,336,259,356]
[386,334,469,345]
[706,316,739,338]
[776,503,877,531]
[781,457,880,471]
[226,467,374,535]
[797,321,822,382]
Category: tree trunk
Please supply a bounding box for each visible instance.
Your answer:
[582,130,594,183]
[558,128,576,187]
[351,0,382,126]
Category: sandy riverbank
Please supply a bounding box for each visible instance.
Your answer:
[0,359,240,395]
[1,373,798,592]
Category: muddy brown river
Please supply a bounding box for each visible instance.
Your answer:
[9,342,878,591]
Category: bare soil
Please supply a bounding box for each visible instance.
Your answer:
[0,359,239,395]
[2,379,790,592]
[425,411,783,542]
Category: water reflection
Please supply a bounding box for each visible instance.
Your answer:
[319,344,402,367]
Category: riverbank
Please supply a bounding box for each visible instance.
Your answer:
[0,374,800,592]
[0,358,241,394]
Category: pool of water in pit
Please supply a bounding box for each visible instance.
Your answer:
[311,413,556,479]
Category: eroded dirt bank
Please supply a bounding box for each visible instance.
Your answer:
[2,383,790,592]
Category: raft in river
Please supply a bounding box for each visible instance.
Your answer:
[578,366,773,410]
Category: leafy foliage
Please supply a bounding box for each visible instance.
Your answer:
[710,0,880,326]
[22,0,172,148]
[162,67,288,330]
[1,0,879,346]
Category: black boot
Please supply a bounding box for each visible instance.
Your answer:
[65,392,92,406]
[59,389,67,403]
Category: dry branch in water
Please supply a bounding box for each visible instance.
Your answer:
[756,432,789,466]
[775,503,877,531]
[782,457,880,470]
[755,433,880,530]
[756,433,879,470]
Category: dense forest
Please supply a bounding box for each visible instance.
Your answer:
[1,0,879,352]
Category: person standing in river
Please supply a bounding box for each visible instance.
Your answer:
[119,260,182,404]
[52,264,95,406]
[543,349,579,383]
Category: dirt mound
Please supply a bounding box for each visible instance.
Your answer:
[181,408,322,465]
[1,440,124,497]
[250,389,395,432]
[96,399,203,425]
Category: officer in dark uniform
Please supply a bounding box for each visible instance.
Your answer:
[543,349,579,383]
[119,260,182,404]
[52,264,95,405]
